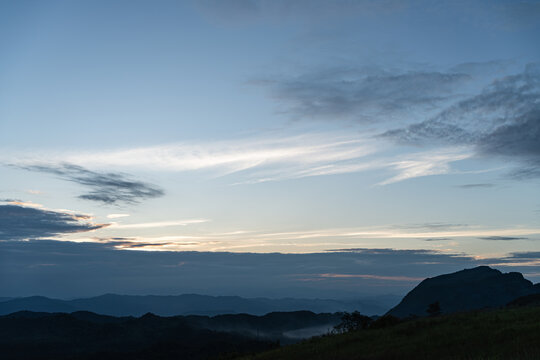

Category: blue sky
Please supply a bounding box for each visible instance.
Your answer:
[1,0,539,298]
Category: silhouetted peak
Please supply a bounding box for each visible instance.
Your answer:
[387,266,540,318]
[468,265,496,272]
[141,312,158,319]
[440,265,500,277]
[6,310,51,319]
[94,293,124,299]
[418,266,503,286]
[506,271,526,280]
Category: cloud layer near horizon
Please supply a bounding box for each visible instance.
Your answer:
[0,239,538,299]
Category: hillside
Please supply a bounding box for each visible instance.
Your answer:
[0,309,342,359]
[243,305,540,360]
[387,266,540,318]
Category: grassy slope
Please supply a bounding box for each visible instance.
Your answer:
[241,306,540,360]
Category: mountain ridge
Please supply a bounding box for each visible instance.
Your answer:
[0,293,396,316]
[387,266,540,318]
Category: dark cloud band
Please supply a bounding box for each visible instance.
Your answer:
[0,204,108,241]
[457,184,495,189]
[478,236,528,241]
[382,64,540,178]
[256,68,470,121]
[14,163,164,205]
[0,240,538,299]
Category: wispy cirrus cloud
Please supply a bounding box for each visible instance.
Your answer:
[107,213,130,219]
[25,189,42,195]
[384,64,540,178]
[249,61,538,181]
[377,149,471,185]
[110,219,209,229]
[385,64,540,145]
[4,133,472,186]
[62,134,376,173]
[253,61,513,126]
[62,221,540,254]
[231,147,472,185]
[479,236,528,241]
[11,163,164,205]
[255,68,470,122]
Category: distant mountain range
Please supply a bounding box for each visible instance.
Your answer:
[3,266,537,320]
[387,266,540,318]
[0,293,397,317]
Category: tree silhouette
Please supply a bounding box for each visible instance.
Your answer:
[333,311,372,333]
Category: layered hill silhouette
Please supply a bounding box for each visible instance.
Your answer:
[387,266,540,318]
[0,311,278,360]
[0,293,395,317]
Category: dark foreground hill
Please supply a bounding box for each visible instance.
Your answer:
[0,312,273,360]
[0,310,341,359]
[387,266,540,318]
[242,305,540,360]
[0,293,395,316]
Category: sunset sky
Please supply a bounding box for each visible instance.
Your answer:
[1,0,539,299]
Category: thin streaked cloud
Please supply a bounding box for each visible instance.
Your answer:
[107,213,130,219]
[59,222,540,254]
[314,273,425,282]
[5,133,474,186]
[110,219,210,229]
[58,134,377,173]
[4,200,44,208]
[25,189,42,195]
[377,149,472,185]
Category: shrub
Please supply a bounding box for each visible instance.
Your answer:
[333,311,372,333]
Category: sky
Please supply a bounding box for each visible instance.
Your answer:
[1,0,539,299]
